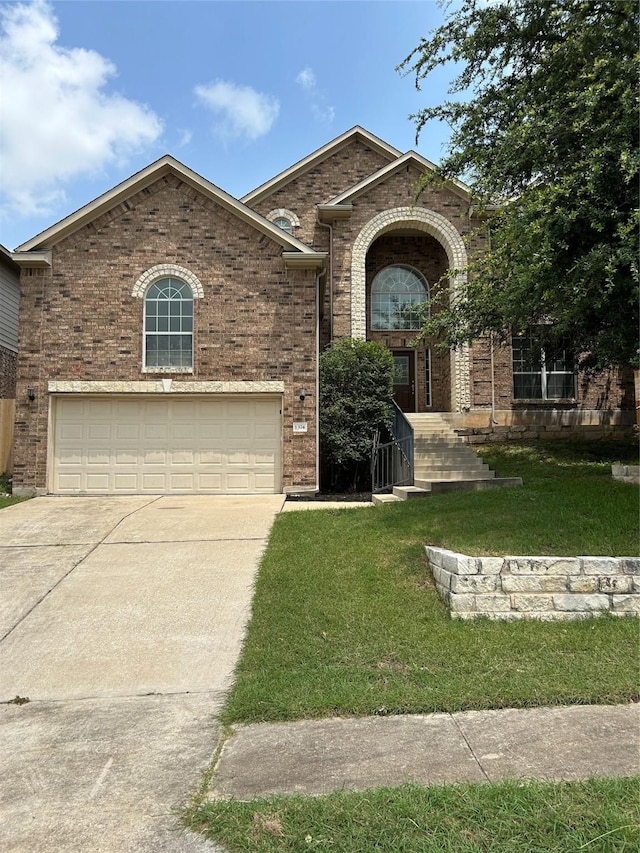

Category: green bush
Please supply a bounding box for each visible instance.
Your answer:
[0,472,11,494]
[319,338,394,491]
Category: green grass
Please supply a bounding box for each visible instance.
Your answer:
[187,777,640,853]
[222,442,638,723]
[0,495,27,510]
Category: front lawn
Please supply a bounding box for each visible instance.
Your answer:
[222,442,638,724]
[0,496,27,510]
[188,777,640,853]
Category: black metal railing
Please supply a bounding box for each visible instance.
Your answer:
[371,402,414,493]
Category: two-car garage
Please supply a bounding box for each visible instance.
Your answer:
[51,395,282,495]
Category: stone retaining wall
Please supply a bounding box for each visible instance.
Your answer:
[612,464,640,485]
[426,546,640,620]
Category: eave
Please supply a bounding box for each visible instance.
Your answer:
[326,151,473,205]
[15,156,319,257]
[241,126,401,206]
[11,250,52,269]
[282,252,327,270]
[317,204,353,222]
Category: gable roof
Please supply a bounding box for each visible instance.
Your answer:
[14,156,325,268]
[241,126,401,206]
[326,151,473,205]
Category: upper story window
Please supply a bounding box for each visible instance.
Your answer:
[144,278,193,370]
[266,207,300,235]
[273,216,292,234]
[371,265,429,331]
[512,330,576,400]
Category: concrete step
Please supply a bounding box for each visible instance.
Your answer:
[392,485,432,500]
[379,477,523,501]
[404,411,507,491]
[414,469,495,481]
[416,477,523,494]
[372,493,402,505]
[414,451,486,463]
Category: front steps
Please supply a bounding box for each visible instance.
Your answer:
[372,413,522,504]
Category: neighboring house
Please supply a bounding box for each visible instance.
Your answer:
[9,127,634,496]
[0,244,20,473]
[0,244,19,399]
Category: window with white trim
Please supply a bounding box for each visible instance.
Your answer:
[266,208,300,233]
[144,278,193,369]
[273,216,292,233]
[512,331,575,400]
[371,265,429,331]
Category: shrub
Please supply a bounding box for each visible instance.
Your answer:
[319,338,394,491]
[0,472,12,494]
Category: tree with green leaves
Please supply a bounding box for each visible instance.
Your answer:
[319,338,394,491]
[400,0,638,369]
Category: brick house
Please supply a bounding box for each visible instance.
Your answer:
[9,127,634,496]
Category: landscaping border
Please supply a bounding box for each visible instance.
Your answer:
[426,546,640,620]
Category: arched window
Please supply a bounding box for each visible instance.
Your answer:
[273,216,292,234]
[266,207,300,234]
[371,265,429,330]
[144,278,193,369]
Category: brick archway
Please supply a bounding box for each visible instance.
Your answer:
[350,207,471,412]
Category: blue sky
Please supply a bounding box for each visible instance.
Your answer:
[0,0,456,251]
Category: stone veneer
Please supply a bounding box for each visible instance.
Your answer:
[612,464,640,485]
[426,546,640,620]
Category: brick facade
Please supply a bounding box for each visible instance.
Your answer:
[14,176,317,493]
[11,128,634,495]
[0,346,16,399]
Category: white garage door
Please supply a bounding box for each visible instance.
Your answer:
[52,396,282,494]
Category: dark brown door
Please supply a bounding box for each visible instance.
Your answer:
[392,351,415,412]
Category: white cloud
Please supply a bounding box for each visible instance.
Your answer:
[296,67,316,91]
[194,80,279,142]
[177,128,193,148]
[295,65,335,126]
[0,1,163,218]
[312,103,336,124]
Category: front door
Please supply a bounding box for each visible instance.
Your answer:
[392,351,415,412]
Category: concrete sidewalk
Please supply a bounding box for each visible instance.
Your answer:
[209,703,640,800]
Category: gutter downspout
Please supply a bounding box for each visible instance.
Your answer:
[490,331,498,425]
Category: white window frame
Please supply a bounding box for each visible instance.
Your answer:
[370,264,430,331]
[266,207,300,233]
[424,348,432,408]
[143,278,194,373]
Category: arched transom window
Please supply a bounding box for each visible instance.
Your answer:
[371,265,429,331]
[144,278,193,369]
[273,216,292,234]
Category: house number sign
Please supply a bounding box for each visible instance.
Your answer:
[293,422,308,433]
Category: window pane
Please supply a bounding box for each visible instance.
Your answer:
[393,356,410,384]
[371,265,429,329]
[513,373,542,399]
[144,278,193,369]
[274,217,292,233]
[547,373,575,398]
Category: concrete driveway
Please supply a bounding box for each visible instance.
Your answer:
[0,494,285,852]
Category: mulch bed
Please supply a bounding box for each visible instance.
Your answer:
[285,492,373,502]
